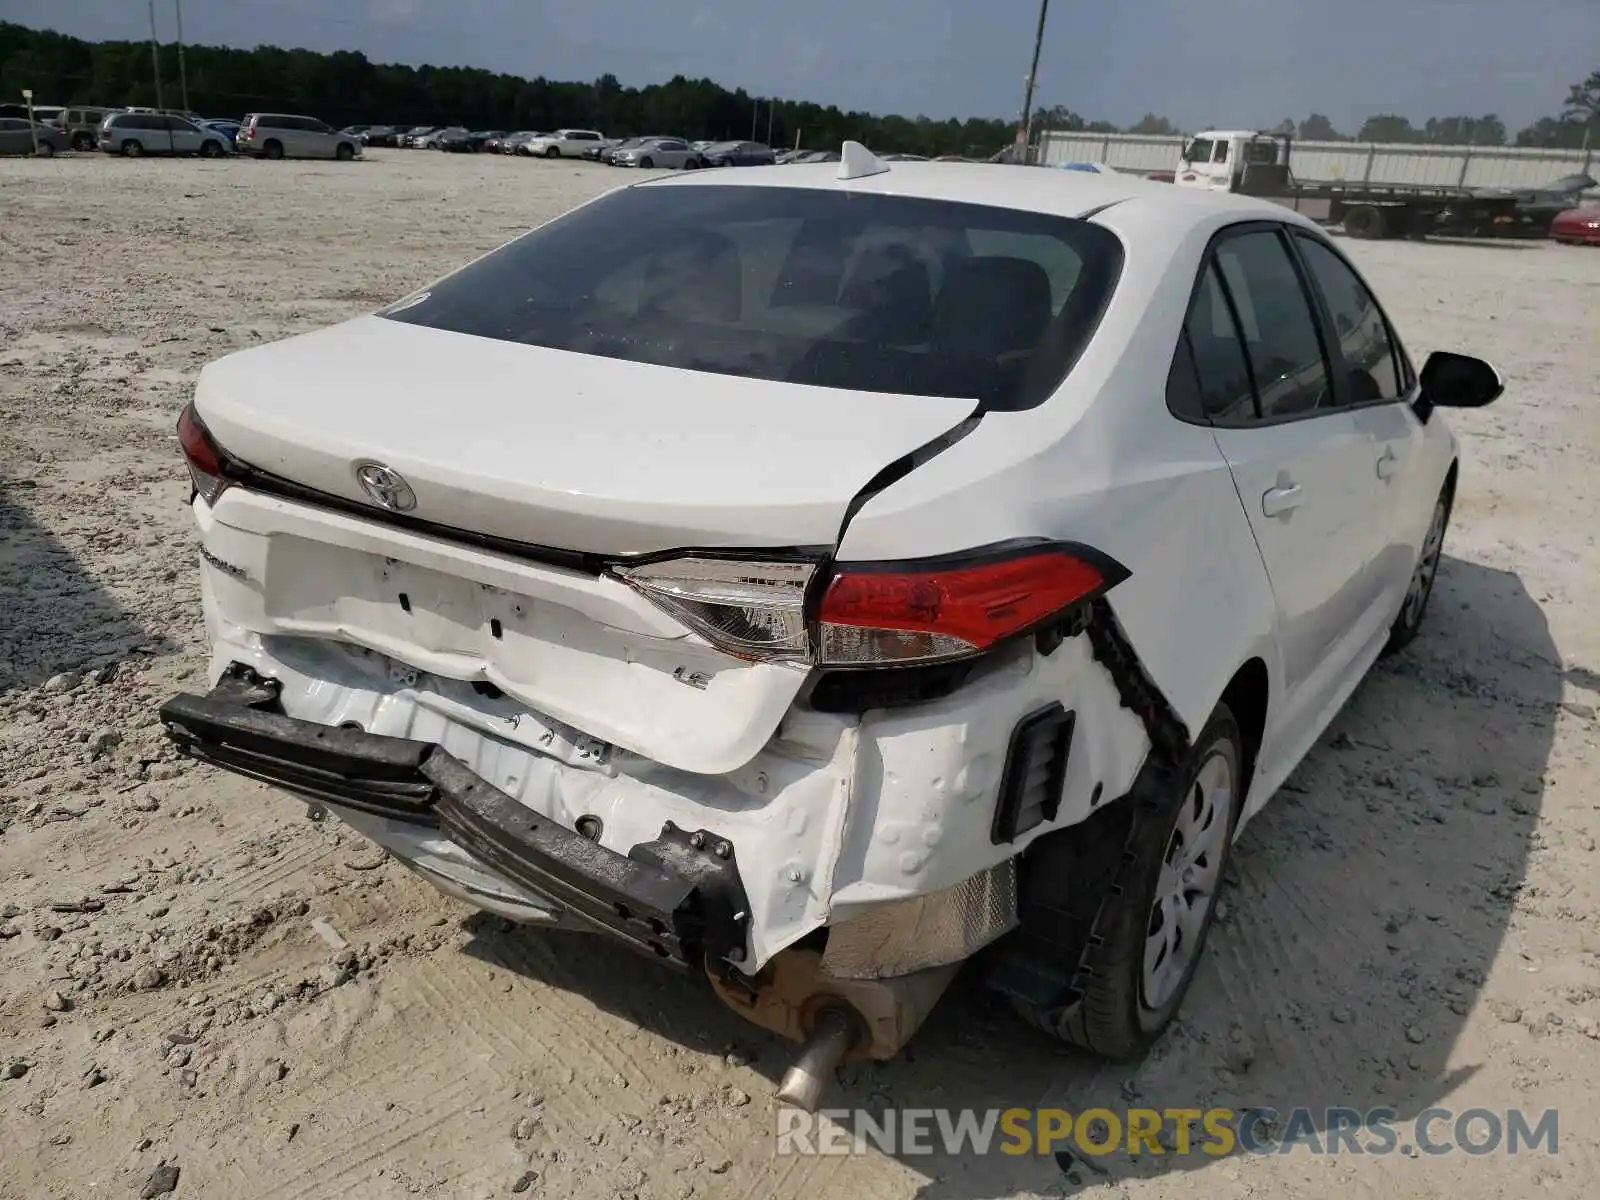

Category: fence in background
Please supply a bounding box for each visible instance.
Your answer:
[1037,131,1595,190]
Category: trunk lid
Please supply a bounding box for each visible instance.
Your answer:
[195,316,976,556]
[193,317,977,773]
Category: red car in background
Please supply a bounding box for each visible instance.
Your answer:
[1551,205,1600,245]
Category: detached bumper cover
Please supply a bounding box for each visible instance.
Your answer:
[158,673,751,969]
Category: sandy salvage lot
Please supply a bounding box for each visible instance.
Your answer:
[1,150,1598,1200]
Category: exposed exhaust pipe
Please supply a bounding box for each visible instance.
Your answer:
[775,1004,858,1112]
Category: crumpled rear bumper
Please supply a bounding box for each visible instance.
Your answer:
[159,668,752,970]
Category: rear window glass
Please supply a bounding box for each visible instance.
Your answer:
[382,185,1123,410]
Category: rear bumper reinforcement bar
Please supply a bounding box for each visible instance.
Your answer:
[158,670,750,969]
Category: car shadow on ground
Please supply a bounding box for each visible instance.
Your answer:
[458,553,1555,1198]
[0,482,174,693]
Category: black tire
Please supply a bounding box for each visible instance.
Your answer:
[199,140,220,158]
[684,157,701,170]
[72,132,94,152]
[336,142,355,162]
[121,139,143,158]
[35,139,55,158]
[1344,205,1386,239]
[1012,704,1245,1059]
[544,145,561,158]
[638,156,653,169]
[262,140,284,161]
[1383,480,1453,656]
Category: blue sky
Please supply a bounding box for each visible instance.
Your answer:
[10,0,1595,133]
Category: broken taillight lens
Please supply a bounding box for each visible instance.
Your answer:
[616,543,1124,668]
[616,557,816,663]
[176,401,234,505]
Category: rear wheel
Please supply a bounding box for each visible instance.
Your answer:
[72,132,95,152]
[262,140,284,161]
[1383,482,1452,655]
[1012,705,1244,1058]
[121,139,143,158]
[1343,204,1386,239]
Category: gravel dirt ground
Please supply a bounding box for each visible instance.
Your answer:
[1,151,1598,1200]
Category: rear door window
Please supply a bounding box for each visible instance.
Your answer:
[1290,233,1408,402]
[1211,229,1333,419]
[1181,262,1257,423]
[383,185,1124,411]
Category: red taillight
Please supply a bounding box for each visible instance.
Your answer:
[615,543,1126,669]
[817,546,1120,665]
[176,401,233,505]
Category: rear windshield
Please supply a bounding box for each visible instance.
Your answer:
[381,184,1123,410]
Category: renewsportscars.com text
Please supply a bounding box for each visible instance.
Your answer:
[775,1106,1559,1158]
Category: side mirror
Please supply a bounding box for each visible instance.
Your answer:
[1419,351,1503,408]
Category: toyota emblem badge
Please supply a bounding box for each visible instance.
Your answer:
[353,461,418,512]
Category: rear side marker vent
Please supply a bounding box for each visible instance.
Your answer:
[991,703,1075,845]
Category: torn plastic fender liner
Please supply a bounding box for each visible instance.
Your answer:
[987,597,1195,1015]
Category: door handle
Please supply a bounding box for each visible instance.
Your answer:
[1262,483,1303,518]
[1376,447,1398,480]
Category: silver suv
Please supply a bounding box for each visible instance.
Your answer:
[98,112,230,157]
[237,113,361,161]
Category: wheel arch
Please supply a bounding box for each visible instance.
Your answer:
[1217,656,1269,801]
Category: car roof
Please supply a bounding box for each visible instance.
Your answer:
[632,158,1320,231]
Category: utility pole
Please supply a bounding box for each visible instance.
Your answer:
[147,0,165,112]
[174,0,190,114]
[750,99,758,141]
[1016,0,1050,163]
[766,99,774,146]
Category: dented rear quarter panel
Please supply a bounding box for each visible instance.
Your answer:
[835,198,1282,754]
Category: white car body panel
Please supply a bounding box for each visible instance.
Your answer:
[171,159,1473,990]
[193,317,976,556]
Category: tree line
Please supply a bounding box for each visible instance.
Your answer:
[1,22,1594,156]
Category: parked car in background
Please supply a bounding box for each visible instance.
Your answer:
[361,126,401,148]
[45,106,116,151]
[399,127,435,147]
[435,128,474,152]
[237,114,362,160]
[0,117,67,156]
[598,136,645,164]
[701,140,776,167]
[522,129,605,158]
[1436,172,1599,239]
[509,132,550,155]
[202,119,241,144]
[420,127,465,150]
[1551,202,1600,245]
[452,130,503,152]
[781,149,840,164]
[99,112,230,157]
[338,125,371,139]
[608,137,703,170]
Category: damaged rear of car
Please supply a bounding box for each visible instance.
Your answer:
[163,159,1441,1108]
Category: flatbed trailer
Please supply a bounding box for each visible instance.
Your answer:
[1175,130,1520,239]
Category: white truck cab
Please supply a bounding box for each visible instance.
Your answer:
[1175,130,1287,193]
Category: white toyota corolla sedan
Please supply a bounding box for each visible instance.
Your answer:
[160,143,1503,1109]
